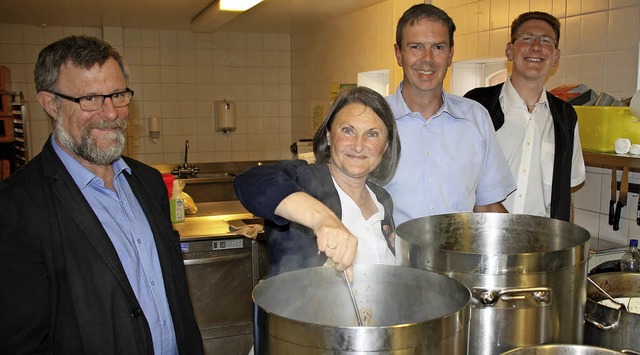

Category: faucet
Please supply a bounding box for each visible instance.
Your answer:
[171,139,200,178]
[183,139,189,169]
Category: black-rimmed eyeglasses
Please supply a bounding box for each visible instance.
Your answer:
[50,88,134,111]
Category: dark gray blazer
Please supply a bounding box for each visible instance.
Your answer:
[0,136,203,354]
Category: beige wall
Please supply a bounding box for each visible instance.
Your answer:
[292,0,639,140]
[290,0,416,141]
[2,0,639,165]
[0,24,292,165]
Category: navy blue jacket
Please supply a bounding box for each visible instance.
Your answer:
[234,160,396,275]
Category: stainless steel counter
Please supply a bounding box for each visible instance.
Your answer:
[173,201,256,241]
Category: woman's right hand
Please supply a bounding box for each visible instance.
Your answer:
[274,192,358,277]
[315,220,358,277]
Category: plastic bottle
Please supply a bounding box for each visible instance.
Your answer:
[170,179,185,224]
[620,239,640,272]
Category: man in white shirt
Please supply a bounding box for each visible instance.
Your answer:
[465,11,586,221]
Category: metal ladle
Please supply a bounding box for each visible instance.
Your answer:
[343,270,363,326]
[588,276,627,311]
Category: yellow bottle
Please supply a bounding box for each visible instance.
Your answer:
[170,180,185,223]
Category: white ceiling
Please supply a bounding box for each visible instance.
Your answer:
[0,0,387,33]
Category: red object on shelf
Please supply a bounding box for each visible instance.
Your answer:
[162,174,175,199]
[549,84,591,102]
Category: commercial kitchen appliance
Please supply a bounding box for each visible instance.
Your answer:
[174,201,267,355]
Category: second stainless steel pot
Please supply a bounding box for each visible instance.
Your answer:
[585,272,640,353]
[396,213,591,355]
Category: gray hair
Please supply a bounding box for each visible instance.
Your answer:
[34,35,128,93]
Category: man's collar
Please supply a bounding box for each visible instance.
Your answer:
[501,77,548,110]
[51,135,130,189]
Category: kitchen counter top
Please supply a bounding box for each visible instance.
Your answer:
[583,149,640,172]
[173,200,258,241]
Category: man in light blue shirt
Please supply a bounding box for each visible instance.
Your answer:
[52,137,177,354]
[385,4,515,225]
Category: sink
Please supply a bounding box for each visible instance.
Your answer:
[242,217,264,225]
[191,172,236,179]
[179,173,238,202]
[177,172,236,180]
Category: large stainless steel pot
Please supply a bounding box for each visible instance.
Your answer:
[585,272,640,352]
[252,264,471,354]
[501,344,624,354]
[396,213,590,355]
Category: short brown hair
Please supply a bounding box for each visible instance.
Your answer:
[396,4,456,48]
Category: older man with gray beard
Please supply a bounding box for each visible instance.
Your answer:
[0,35,203,354]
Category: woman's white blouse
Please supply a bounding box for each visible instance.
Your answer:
[329,178,396,266]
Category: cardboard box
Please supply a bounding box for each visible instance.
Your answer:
[575,106,640,152]
[0,95,11,115]
[0,159,9,179]
[0,66,10,91]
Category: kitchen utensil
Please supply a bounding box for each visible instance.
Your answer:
[630,89,640,118]
[637,196,640,226]
[614,167,629,231]
[610,168,617,226]
[585,272,640,352]
[397,213,590,355]
[588,276,627,311]
[342,270,363,326]
[252,264,471,354]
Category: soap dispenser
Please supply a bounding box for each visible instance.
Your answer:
[170,180,185,223]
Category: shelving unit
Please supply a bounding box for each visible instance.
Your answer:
[0,91,28,179]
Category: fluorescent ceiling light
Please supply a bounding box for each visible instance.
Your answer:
[219,0,263,12]
[191,0,263,32]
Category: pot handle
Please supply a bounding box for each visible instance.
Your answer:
[473,286,552,306]
[584,309,621,331]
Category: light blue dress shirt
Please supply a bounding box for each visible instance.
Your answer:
[52,137,178,355]
[385,82,516,226]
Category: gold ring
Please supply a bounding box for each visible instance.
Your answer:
[327,243,337,249]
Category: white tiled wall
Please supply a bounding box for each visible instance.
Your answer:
[574,168,640,246]
[435,0,640,101]
[0,24,292,165]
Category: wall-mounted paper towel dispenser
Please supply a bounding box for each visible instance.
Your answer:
[214,99,236,133]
